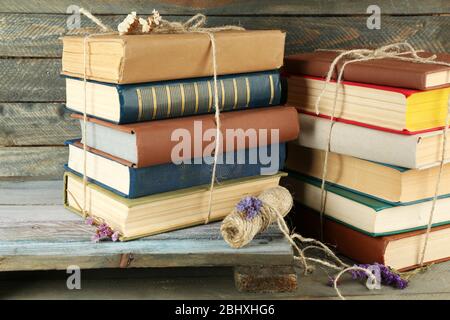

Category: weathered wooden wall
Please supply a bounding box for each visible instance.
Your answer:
[0,1,449,179]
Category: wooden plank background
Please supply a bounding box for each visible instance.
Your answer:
[0,1,449,179]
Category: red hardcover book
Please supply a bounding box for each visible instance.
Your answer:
[292,203,450,271]
[72,106,300,167]
[284,51,450,90]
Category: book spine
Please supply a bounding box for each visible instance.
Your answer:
[128,144,286,198]
[118,70,282,124]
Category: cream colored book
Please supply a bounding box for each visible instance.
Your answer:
[64,171,284,240]
[286,143,450,203]
[283,174,450,236]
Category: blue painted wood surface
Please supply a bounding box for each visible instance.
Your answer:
[0,180,294,271]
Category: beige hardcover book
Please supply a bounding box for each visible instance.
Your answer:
[61,30,285,84]
[286,143,450,203]
[64,172,285,240]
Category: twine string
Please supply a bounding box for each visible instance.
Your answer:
[314,42,450,266]
[220,186,378,300]
[419,100,450,266]
[78,10,244,224]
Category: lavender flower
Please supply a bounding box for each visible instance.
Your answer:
[88,220,120,243]
[111,231,120,242]
[347,263,408,289]
[236,196,263,220]
[85,217,95,225]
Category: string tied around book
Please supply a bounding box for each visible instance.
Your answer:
[221,186,382,300]
[314,42,450,267]
[77,9,244,225]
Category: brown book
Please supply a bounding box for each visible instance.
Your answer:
[284,51,450,90]
[72,106,299,167]
[62,31,286,84]
[292,203,450,271]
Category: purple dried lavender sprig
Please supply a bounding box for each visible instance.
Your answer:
[89,221,120,243]
[236,196,263,220]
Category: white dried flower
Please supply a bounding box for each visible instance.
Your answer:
[117,22,128,34]
[152,9,162,26]
[139,17,151,33]
[118,11,140,35]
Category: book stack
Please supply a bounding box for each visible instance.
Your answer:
[283,51,450,270]
[61,31,300,240]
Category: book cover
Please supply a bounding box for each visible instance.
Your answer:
[74,105,300,167]
[66,70,283,124]
[284,51,450,90]
[66,139,286,198]
[62,30,286,84]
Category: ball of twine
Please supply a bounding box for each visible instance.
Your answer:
[220,186,293,248]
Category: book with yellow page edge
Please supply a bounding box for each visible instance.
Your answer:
[64,171,286,241]
[287,75,450,134]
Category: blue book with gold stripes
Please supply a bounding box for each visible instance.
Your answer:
[65,70,282,124]
[65,139,286,198]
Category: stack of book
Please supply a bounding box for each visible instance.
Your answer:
[61,31,300,240]
[283,51,450,270]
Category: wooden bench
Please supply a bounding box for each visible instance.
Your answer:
[0,179,297,293]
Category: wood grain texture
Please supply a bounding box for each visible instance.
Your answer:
[0,180,62,205]
[0,103,79,146]
[0,146,67,178]
[1,14,449,58]
[0,193,293,271]
[234,265,297,293]
[0,0,448,15]
[0,59,64,101]
[1,15,448,106]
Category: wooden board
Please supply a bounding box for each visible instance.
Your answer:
[0,180,295,292]
[1,14,449,58]
[0,146,67,178]
[0,59,64,101]
[0,0,448,15]
[0,103,79,146]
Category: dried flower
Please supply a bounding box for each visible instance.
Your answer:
[88,220,120,243]
[139,17,151,33]
[236,196,263,220]
[118,12,140,35]
[152,9,162,26]
[112,231,120,242]
[348,263,408,289]
[85,216,94,225]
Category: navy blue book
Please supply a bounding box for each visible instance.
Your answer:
[65,70,282,124]
[66,139,285,198]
